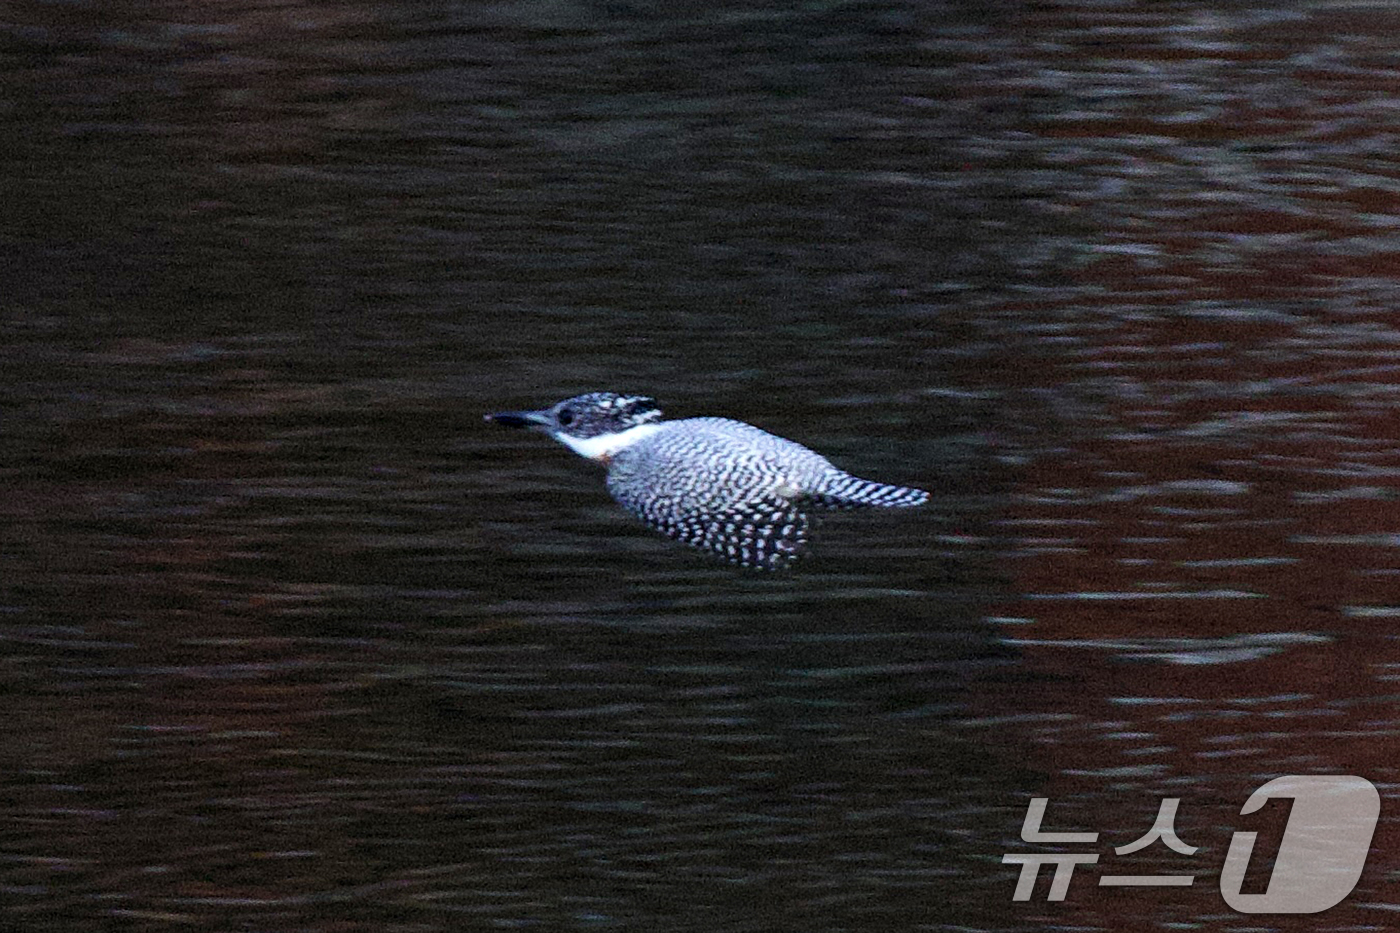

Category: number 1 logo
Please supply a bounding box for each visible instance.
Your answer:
[1220,775,1380,913]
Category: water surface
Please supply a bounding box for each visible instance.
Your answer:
[2,2,1398,931]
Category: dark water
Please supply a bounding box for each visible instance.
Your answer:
[3,2,1399,931]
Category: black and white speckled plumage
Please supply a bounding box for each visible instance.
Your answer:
[486,393,928,570]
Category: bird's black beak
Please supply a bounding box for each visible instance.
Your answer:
[485,409,552,429]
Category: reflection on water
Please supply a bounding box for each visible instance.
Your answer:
[3,1,1399,930]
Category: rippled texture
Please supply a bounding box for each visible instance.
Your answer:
[2,1,1398,931]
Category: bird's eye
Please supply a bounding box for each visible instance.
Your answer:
[557,408,575,426]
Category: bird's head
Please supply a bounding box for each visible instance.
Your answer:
[486,392,664,460]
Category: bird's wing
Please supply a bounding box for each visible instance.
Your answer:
[615,489,810,571]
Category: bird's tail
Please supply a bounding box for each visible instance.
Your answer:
[811,474,929,509]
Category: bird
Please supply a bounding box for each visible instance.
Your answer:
[485,392,928,570]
